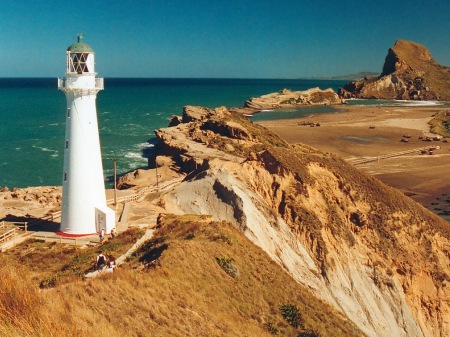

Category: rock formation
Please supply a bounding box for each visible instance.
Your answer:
[338,40,450,100]
[131,105,450,337]
[245,87,343,110]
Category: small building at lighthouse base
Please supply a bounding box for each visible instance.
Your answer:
[95,206,116,234]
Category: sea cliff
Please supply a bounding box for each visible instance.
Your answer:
[143,105,450,337]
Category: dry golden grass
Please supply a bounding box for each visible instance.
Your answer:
[0,228,144,288]
[0,215,365,337]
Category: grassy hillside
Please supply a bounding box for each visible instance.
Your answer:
[0,215,365,337]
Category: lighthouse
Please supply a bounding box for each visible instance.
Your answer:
[58,35,114,235]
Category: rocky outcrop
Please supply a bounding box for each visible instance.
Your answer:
[245,87,343,110]
[0,186,61,206]
[152,106,450,337]
[338,40,450,100]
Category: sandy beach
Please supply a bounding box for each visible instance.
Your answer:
[256,104,450,221]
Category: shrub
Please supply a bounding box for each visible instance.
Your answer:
[280,303,302,328]
[185,232,196,240]
[39,275,58,289]
[211,232,233,245]
[298,331,322,337]
[266,322,279,335]
[215,257,239,278]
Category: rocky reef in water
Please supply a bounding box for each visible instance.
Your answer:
[244,87,344,111]
[338,40,450,100]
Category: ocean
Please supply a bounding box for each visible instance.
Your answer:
[0,78,347,188]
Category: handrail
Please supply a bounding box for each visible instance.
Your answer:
[347,146,435,166]
[0,228,16,244]
[37,175,186,223]
[58,77,103,91]
[31,234,83,246]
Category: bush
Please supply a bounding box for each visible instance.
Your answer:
[39,275,58,289]
[266,322,279,335]
[211,232,233,245]
[298,331,322,337]
[215,257,239,278]
[280,303,302,328]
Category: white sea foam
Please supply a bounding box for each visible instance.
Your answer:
[124,152,146,160]
[399,100,442,106]
[33,146,52,152]
[348,99,445,107]
[137,143,154,149]
[32,145,59,156]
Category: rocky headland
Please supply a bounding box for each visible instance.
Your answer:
[115,105,450,337]
[338,40,450,101]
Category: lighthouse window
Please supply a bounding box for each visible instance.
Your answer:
[71,53,89,74]
[67,108,70,118]
[64,172,67,181]
[65,140,69,149]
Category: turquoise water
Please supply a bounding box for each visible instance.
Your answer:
[0,78,347,188]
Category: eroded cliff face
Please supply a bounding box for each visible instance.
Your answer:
[338,40,450,100]
[153,106,450,337]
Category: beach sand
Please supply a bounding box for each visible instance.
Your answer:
[256,105,450,222]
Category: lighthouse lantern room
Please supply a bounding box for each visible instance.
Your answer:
[58,35,115,235]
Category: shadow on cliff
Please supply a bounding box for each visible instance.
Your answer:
[1,214,60,232]
[105,138,161,187]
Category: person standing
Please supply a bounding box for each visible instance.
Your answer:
[99,228,105,242]
[110,227,116,239]
[96,251,106,273]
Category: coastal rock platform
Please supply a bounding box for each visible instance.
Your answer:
[244,87,343,111]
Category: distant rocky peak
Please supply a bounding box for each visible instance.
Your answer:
[339,39,450,101]
[382,40,435,76]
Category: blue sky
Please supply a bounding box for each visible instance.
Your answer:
[1,0,449,78]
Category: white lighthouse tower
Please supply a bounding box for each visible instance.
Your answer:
[58,35,114,235]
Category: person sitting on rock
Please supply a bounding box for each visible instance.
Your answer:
[103,255,117,273]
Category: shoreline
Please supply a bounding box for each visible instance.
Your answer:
[1,103,449,224]
[256,104,450,222]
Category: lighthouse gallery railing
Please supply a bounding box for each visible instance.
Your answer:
[58,77,104,91]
